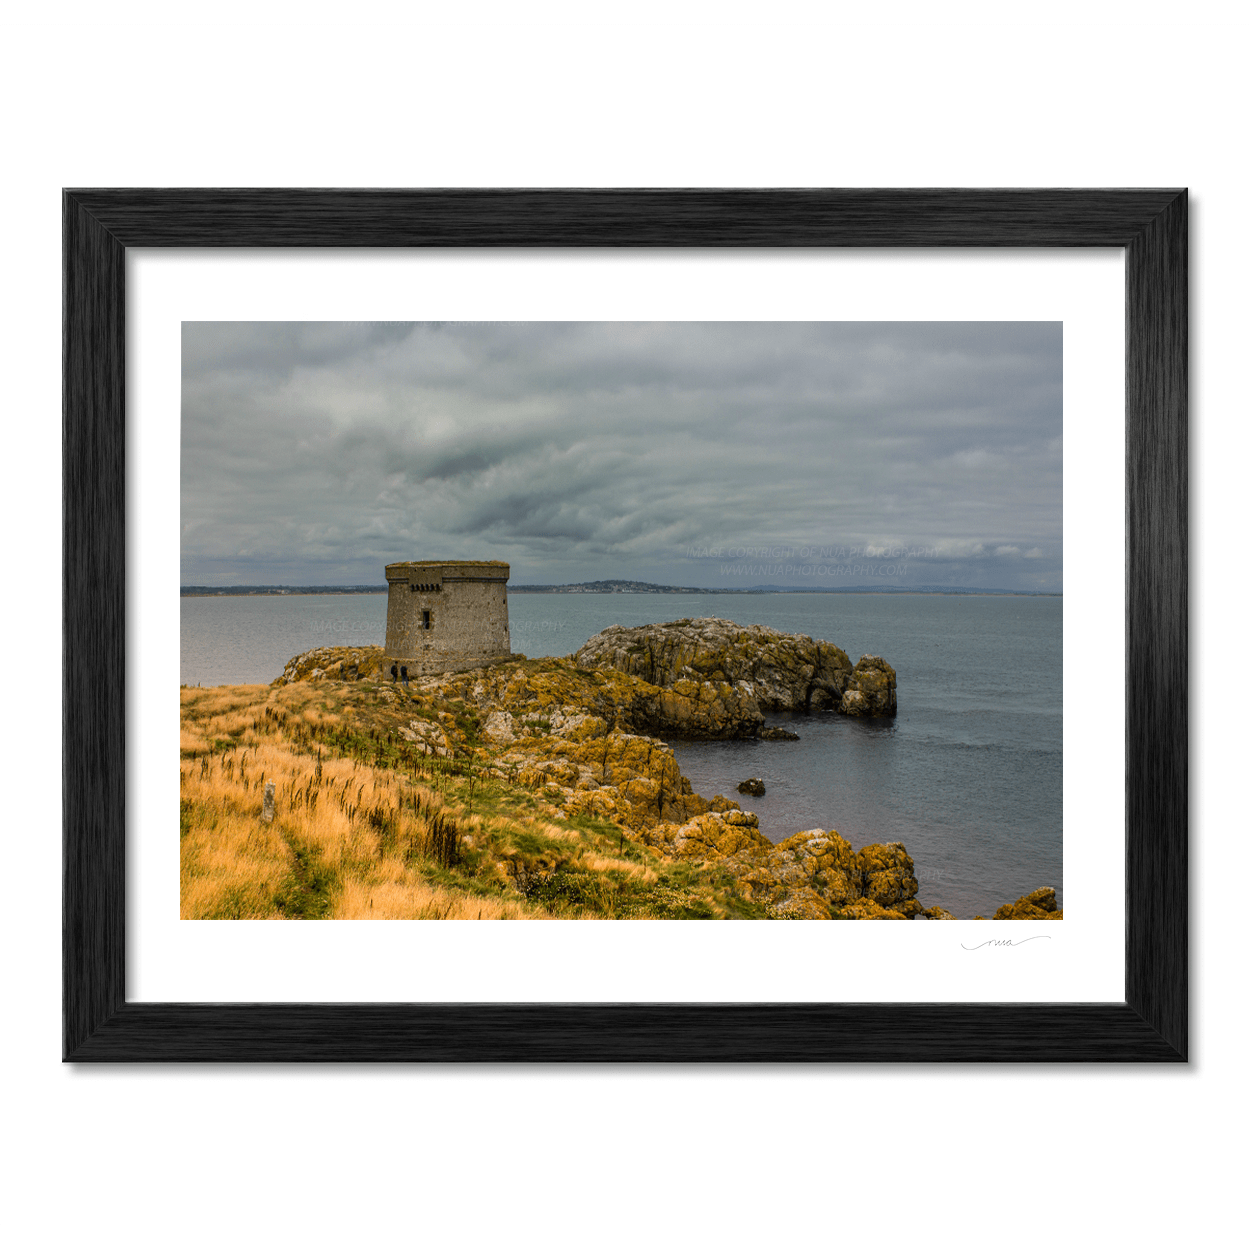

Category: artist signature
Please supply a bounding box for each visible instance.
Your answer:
[961,936,1053,950]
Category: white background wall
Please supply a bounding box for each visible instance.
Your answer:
[3,3,1242,1246]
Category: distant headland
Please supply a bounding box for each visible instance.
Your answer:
[509,580,1059,596]
[180,585,388,596]
[182,580,1059,597]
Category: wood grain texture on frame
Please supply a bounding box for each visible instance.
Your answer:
[63,188,1188,1062]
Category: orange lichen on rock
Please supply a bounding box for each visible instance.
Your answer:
[992,886,1064,920]
[630,820,953,920]
[275,645,388,685]
[644,809,773,861]
[269,645,1038,920]
[856,841,920,906]
[574,616,903,719]
[839,655,898,717]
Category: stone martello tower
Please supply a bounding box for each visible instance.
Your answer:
[383,560,511,677]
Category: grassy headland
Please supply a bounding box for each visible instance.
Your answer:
[180,675,770,920]
[180,645,1062,921]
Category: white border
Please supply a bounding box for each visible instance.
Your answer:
[130,249,1124,1003]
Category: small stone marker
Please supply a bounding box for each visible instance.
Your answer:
[737,778,765,797]
[263,781,275,823]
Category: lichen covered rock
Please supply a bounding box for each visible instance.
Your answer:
[651,676,766,738]
[856,841,919,906]
[767,829,865,907]
[275,645,387,684]
[631,820,939,920]
[839,898,910,920]
[992,886,1064,920]
[273,646,944,918]
[399,718,454,757]
[575,617,856,711]
[840,655,897,717]
[645,809,773,860]
[440,654,765,741]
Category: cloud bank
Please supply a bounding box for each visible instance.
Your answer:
[181,321,1062,591]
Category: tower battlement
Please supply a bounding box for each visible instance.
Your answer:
[382,560,511,677]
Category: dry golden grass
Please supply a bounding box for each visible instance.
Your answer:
[536,821,585,843]
[179,678,766,922]
[180,683,548,920]
[335,877,533,920]
[580,853,658,882]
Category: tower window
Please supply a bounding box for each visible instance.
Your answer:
[422,610,431,629]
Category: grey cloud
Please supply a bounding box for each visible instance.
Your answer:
[182,322,1062,591]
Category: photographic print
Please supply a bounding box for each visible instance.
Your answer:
[179,320,1063,924]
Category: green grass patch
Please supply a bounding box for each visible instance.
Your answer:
[526,868,616,915]
[204,884,276,920]
[716,891,772,920]
[506,828,566,857]
[273,834,339,919]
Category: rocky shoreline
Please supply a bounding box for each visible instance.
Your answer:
[574,616,898,717]
[272,619,1060,920]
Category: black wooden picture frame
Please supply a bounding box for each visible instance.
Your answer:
[63,188,1187,1062]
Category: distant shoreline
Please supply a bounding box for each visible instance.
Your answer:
[182,582,1060,598]
[509,586,1061,597]
[181,586,388,597]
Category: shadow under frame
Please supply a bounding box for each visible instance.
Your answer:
[62,188,1187,1062]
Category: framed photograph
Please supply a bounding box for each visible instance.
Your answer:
[64,189,1186,1061]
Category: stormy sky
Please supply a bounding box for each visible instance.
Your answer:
[181,321,1062,591]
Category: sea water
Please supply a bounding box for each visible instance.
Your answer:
[181,591,1061,917]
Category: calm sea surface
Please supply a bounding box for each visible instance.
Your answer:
[181,591,1061,917]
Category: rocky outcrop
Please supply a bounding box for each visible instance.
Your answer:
[529,729,719,829]
[273,646,948,919]
[276,645,387,684]
[277,618,899,735]
[275,646,763,739]
[575,617,895,716]
[645,677,765,739]
[399,716,455,758]
[840,655,898,717]
[639,821,954,920]
[442,655,765,742]
[645,809,774,861]
[988,887,1064,920]
[737,778,765,796]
